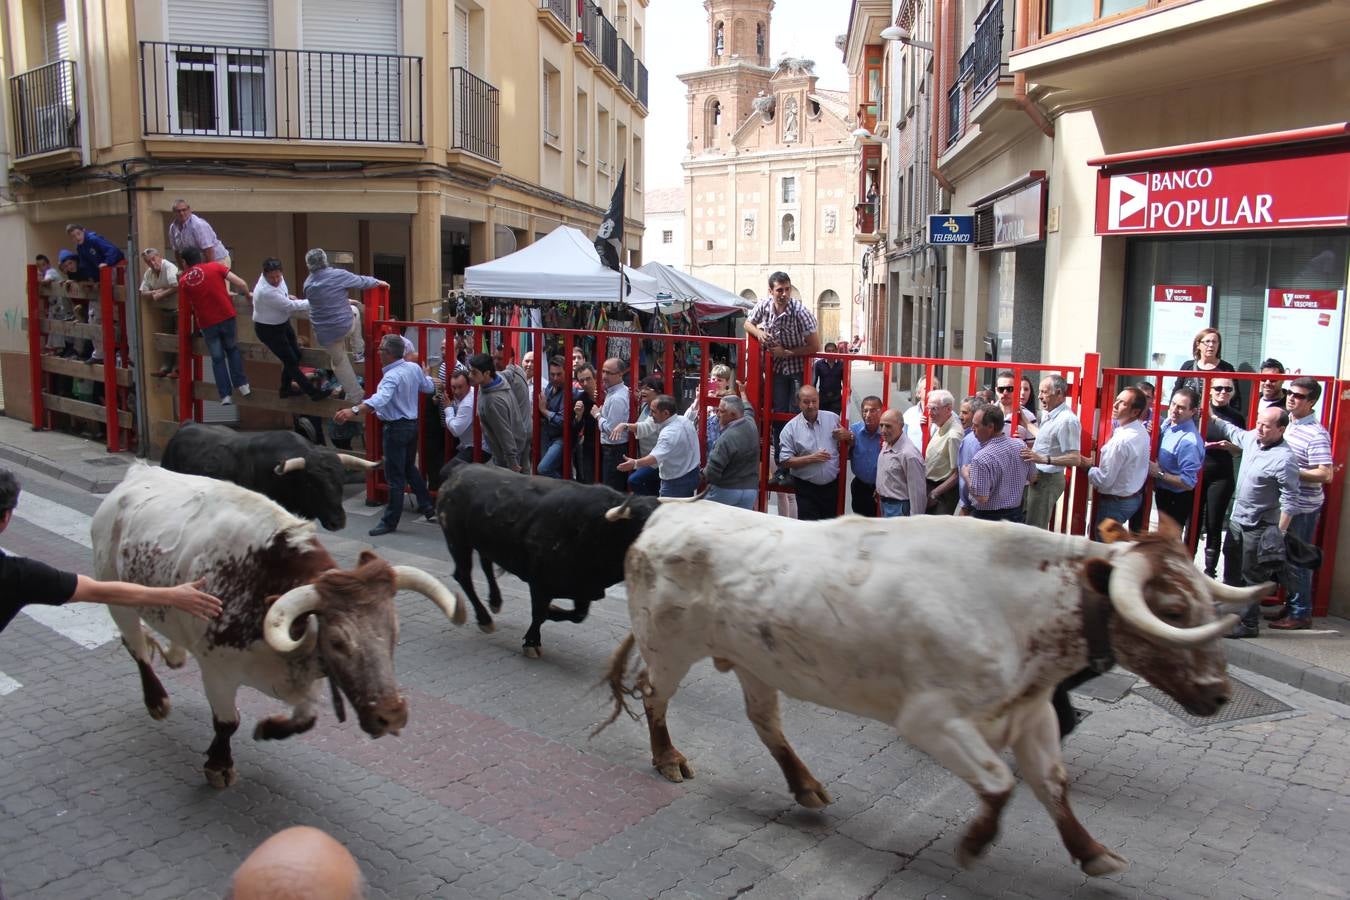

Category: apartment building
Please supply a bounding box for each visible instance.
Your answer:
[0,0,649,440]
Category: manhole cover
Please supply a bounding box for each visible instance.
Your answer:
[1135,676,1293,727]
[82,457,130,467]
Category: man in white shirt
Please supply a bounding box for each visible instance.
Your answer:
[251,258,327,401]
[778,385,843,521]
[1068,387,1151,540]
[1022,374,1083,530]
[618,394,700,497]
[138,248,180,376]
[442,368,486,464]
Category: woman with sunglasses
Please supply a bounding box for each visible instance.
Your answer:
[1199,377,1245,578]
[1176,327,1240,410]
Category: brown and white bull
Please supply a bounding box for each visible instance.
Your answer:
[91,465,468,788]
[600,508,1267,876]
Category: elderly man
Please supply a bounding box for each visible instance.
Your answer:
[1069,386,1151,539]
[1021,375,1082,530]
[1150,386,1205,535]
[618,394,700,497]
[965,405,1033,523]
[703,394,760,508]
[1209,405,1300,638]
[466,353,524,472]
[923,389,963,515]
[876,409,927,517]
[778,384,842,521]
[302,248,389,404]
[168,199,230,269]
[833,395,883,516]
[593,357,632,492]
[229,826,364,900]
[178,247,253,406]
[744,271,820,428]
[138,247,179,378]
[335,333,437,536]
[1267,377,1334,630]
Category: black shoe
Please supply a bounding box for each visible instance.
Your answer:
[420,507,436,522]
[368,523,394,537]
[1225,622,1260,639]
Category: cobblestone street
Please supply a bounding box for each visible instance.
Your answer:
[2,459,1349,899]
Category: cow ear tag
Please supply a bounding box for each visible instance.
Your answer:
[1098,519,1132,544]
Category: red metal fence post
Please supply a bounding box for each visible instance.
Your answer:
[99,267,120,452]
[1313,378,1350,617]
[1070,352,1100,537]
[26,265,45,430]
[177,297,193,423]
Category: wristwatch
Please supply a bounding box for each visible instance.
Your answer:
[350,405,361,416]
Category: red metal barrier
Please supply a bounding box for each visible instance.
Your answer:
[26,265,44,430]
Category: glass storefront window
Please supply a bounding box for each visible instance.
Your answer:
[1121,231,1350,374]
[1046,0,1147,34]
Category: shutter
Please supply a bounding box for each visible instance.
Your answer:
[301,0,401,141]
[455,6,471,70]
[42,0,68,62]
[168,0,270,47]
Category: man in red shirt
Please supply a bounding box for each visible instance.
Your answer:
[179,246,253,405]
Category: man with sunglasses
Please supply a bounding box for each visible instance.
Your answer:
[1266,377,1332,630]
[1257,359,1288,412]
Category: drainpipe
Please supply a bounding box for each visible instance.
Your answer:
[930,0,954,192]
[1013,0,1054,137]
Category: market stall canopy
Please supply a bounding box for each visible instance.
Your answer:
[464,225,661,303]
[637,262,753,321]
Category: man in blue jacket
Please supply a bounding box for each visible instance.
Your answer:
[65,224,124,273]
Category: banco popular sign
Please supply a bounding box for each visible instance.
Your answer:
[1094,145,1350,236]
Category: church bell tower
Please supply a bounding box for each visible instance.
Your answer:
[681,1,776,157]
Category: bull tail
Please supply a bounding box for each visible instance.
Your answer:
[590,632,643,739]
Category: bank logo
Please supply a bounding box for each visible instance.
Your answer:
[1107,174,1148,230]
[941,217,961,233]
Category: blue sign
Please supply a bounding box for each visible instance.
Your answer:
[928,215,974,244]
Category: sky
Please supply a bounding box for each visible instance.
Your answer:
[643,0,851,191]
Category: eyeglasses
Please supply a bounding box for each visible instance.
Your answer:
[1211,386,1234,393]
[996,385,1015,393]
[1288,392,1310,401]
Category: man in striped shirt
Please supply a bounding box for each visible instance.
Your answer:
[965,405,1033,523]
[744,271,820,418]
[1268,377,1333,630]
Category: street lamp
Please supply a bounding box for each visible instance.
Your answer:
[851,126,879,142]
[880,25,933,52]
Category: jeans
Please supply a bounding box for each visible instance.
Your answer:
[380,419,434,529]
[1092,493,1142,541]
[1286,510,1320,619]
[628,465,661,496]
[770,372,801,455]
[708,485,756,509]
[1025,470,1066,530]
[538,437,565,478]
[255,320,315,397]
[850,477,877,517]
[200,317,249,400]
[880,497,911,518]
[661,466,701,498]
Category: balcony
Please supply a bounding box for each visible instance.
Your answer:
[946,82,965,148]
[450,67,500,164]
[636,60,649,111]
[140,42,423,146]
[9,59,80,163]
[620,40,635,96]
[970,0,1009,102]
[599,17,621,84]
[577,1,602,61]
[538,0,573,41]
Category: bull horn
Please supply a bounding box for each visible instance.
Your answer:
[274,456,307,476]
[393,566,468,626]
[264,585,322,654]
[657,488,708,504]
[337,453,381,471]
[1108,553,1237,646]
[605,496,636,521]
[1208,579,1276,607]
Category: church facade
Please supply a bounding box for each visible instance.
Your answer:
[679,0,861,346]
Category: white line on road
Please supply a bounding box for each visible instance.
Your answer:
[12,491,120,648]
[0,672,21,695]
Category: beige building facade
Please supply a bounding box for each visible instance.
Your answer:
[680,0,861,346]
[0,0,649,445]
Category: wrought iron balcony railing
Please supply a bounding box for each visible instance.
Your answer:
[636,60,648,109]
[579,2,602,59]
[539,0,570,29]
[450,67,500,163]
[601,17,620,76]
[9,59,79,158]
[140,41,423,144]
[620,40,635,95]
[971,0,1008,101]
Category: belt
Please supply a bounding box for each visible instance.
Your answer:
[381,417,417,424]
[1098,489,1141,501]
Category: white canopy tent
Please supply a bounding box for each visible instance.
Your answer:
[637,262,752,321]
[463,225,662,304]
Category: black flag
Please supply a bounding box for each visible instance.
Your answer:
[595,163,629,295]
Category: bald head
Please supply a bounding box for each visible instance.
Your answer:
[229,827,364,900]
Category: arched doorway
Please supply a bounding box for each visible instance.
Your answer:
[817,290,841,345]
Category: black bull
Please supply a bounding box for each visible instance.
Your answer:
[162,422,377,531]
[435,461,659,657]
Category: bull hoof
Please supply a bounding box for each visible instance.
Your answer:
[147,699,171,721]
[794,786,832,809]
[523,645,543,659]
[654,757,694,783]
[477,620,496,634]
[204,766,237,789]
[955,840,988,870]
[1082,850,1129,877]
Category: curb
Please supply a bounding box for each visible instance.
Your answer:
[1224,640,1350,708]
[0,439,128,494]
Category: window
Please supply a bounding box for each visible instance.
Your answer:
[576,89,589,159]
[780,213,797,244]
[542,63,561,146]
[861,45,884,131]
[705,97,722,148]
[597,104,611,174]
[662,230,673,244]
[756,23,765,61]
[1046,0,1147,34]
[715,22,724,57]
[781,176,798,204]
[172,49,267,135]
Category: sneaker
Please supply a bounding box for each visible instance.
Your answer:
[353,352,365,364]
[221,396,233,406]
[239,383,252,397]
[420,507,437,522]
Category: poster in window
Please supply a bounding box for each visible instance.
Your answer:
[1149,284,1212,372]
[1262,289,1344,380]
